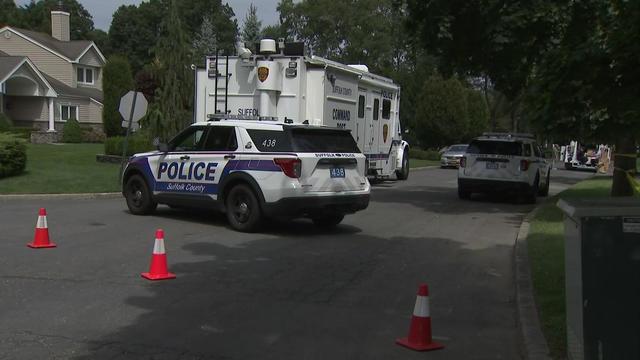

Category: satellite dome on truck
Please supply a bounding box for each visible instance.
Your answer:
[193,38,410,180]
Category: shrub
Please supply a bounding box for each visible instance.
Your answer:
[81,126,106,143]
[0,113,13,132]
[409,148,441,160]
[62,119,83,143]
[104,135,153,156]
[7,127,32,140]
[0,133,27,178]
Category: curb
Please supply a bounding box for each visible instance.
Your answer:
[515,207,552,360]
[0,192,121,201]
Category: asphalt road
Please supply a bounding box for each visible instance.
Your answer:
[0,167,591,360]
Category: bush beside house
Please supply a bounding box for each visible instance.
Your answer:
[0,133,27,178]
[62,119,83,143]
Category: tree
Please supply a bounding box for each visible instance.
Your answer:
[0,0,21,27]
[102,56,134,137]
[144,0,193,141]
[527,0,640,196]
[466,88,490,140]
[193,15,217,66]
[87,29,109,56]
[20,0,95,40]
[261,24,284,41]
[241,3,262,46]
[414,76,469,148]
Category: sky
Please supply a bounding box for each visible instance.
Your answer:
[14,0,281,31]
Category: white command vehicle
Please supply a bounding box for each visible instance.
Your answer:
[560,141,603,171]
[121,118,371,232]
[194,39,410,180]
[457,133,551,203]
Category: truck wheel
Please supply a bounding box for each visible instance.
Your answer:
[396,150,409,180]
[124,174,157,215]
[225,184,262,232]
[312,214,345,228]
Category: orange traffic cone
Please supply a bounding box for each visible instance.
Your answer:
[396,284,445,351]
[141,229,176,281]
[27,208,56,248]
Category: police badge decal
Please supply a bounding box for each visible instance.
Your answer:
[258,67,269,82]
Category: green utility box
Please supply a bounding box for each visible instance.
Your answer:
[558,198,640,360]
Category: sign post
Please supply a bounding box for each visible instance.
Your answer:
[118,91,148,182]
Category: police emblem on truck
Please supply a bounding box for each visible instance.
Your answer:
[258,67,269,82]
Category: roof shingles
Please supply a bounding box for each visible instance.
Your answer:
[8,27,93,60]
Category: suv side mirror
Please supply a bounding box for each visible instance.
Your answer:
[157,143,169,153]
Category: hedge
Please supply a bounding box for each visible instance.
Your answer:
[409,148,441,161]
[62,119,82,143]
[0,113,12,132]
[0,133,27,178]
[104,135,154,156]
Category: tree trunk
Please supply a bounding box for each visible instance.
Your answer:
[611,135,636,196]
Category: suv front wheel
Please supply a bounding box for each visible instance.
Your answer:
[124,174,157,215]
[225,184,262,232]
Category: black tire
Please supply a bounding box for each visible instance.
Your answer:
[458,184,471,200]
[124,174,157,215]
[539,170,551,197]
[311,213,345,228]
[396,150,409,180]
[564,162,573,170]
[225,184,262,232]
[523,176,539,204]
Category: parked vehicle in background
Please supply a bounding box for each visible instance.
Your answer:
[440,144,468,168]
[560,141,608,172]
[457,133,551,203]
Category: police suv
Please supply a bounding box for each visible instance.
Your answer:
[121,117,371,232]
[457,133,551,203]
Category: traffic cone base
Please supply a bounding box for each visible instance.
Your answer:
[141,271,176,280]
[28,208,56,248]
[396,337,444,351]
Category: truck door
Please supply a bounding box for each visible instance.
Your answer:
[356,89,366,152]
[370,94,381,157]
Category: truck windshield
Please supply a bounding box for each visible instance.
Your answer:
[467,140,522,156]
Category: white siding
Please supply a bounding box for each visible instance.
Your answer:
[0,30,73,86]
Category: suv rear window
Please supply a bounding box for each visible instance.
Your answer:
[467,140,522,156]
[247,128,360,153]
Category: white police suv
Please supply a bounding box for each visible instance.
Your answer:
[457,133,551,203]
[121,117,370,232]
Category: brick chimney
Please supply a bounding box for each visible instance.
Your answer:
[51,2,70,42]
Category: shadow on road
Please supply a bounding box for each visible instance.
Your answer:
[70,231,518,360]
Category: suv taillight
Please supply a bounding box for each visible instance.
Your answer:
[520,159,530,171]
[274,158,302,178]
[460,157,466,168]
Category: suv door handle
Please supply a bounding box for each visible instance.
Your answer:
[180,155,190,161]
[224,154,236,159]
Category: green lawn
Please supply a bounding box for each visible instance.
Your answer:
[527,177,613,359]
[410,159,440,168]
[0,143,121,194]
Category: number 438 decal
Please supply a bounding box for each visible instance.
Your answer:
[262,139,277,148]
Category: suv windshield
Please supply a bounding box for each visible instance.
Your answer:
[247,128,360,153]
[448,145,468,152]
[467,140,522,156]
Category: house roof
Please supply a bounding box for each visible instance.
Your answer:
[0,55,26,81]
[42,73,102,103]
[11,27,93,60]
[0,27,105,64]
[0,54,58,97]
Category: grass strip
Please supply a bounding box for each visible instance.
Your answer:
[0,144,121,194]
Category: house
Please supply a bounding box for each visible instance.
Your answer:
[0,7,105,140]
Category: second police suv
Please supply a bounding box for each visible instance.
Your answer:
[121,116,371,232]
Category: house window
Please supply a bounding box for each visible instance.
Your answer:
[60,105,79,121]
[77,67,94,85]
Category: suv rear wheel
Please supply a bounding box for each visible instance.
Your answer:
[539,170,550,197]
[523,175,539,204]
[124,174,157,215]
[225,184,262,232]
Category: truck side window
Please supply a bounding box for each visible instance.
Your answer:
[382,99,391,119]
[358,95,365,118]
[373,99,379,120]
